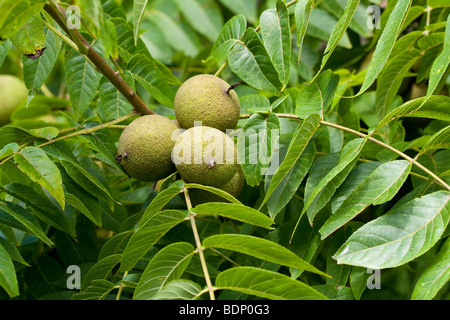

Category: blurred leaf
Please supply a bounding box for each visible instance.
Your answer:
[0,0,47,40]
[0,40,11,67]
[140,183,184,225]
[175,0,222,43]
[334,191,450,269]
[215,267,328,300]
[217,0,258,24]
[306,9,352,49]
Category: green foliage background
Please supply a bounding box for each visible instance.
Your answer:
[0,0,449,300]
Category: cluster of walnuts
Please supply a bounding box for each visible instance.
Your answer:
[116,74,244,205]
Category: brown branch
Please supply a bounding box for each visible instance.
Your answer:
[43,3,154,116]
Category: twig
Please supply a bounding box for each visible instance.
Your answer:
[183,186,216,300]
[43,3,154,116]
[239,113,450,191]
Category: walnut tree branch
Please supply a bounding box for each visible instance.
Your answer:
[43,3,154,116]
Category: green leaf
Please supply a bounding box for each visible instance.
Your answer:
[425,14,450,101]
[120,210,188,272]
[376,95,450,130]
[334,191,450,269]
[0,242,18,298]
[411,237,450,300]
[302,138,366,225]
[307,9,352,49]
[140,183,184,225]
[215,267,328,300]
[0,126,33,150]
[228,28,282,95]
[133,0,149,46]
[427,0,450,9]
[319,0,360,72]
[217,0,258,24]
[420,124,450,155]
[64,48,102,120]
[321,0,371,37]
[81,254,122,291]
[99,76,133,122]
[0,184,73,240]
[356,0,412,96]
[237,113,281,186]
[65,193,101,227]
[260,1,291,88]
[147,10,199,57]
[319,160,412,239]
[0,40,11,68]
[10,14,45,56]
[206,14,246,62]
[151,280,203,300]
[14,146,65,210]
[72,280,116,300]
[0,0,47,40]
[295,0,314,63]
[134,242,195,300]
[193,203,274,230]
[375,48,421,119]
[203,234,329,277]
[60,159,115,210]
[295,70,340,119]
[128,53,175,108]
[186,183,242,205]
[175,0,222,43]
[0,201,53,246]
[261,114,321,217]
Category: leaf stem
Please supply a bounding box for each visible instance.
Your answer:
[240,113,450,191]
[43,3,154,116]
[183,186,216,300]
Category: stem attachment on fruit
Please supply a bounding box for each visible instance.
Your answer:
[226,82,240,94]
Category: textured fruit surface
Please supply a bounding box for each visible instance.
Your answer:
[117,115,181,182]
[174,74,240,132]
[172,126,239,187]
[0,75,27,125]
[189,165,244,206]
